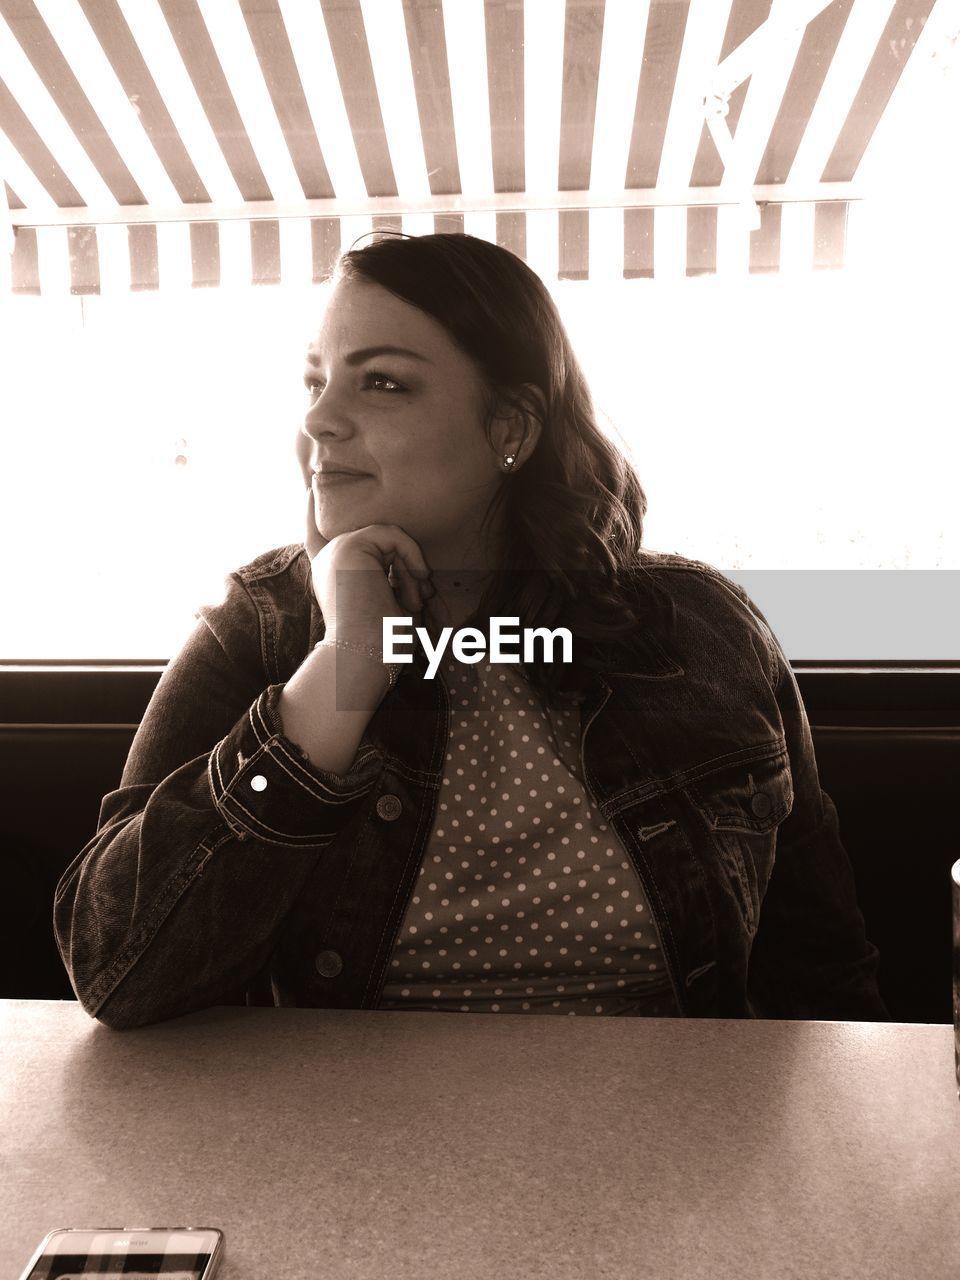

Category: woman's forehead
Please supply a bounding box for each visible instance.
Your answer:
[306,279,456,363]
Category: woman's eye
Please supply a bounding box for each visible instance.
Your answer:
[304,371,404,400]
[365,370,404,392]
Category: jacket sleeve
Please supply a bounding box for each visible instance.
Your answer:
[743,607,889,1021]
[53,570,382,1030]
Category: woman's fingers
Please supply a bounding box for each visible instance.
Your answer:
[389,557,424,616]
[309,521,434,633]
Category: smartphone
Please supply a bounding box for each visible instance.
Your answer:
[18,1228,224,1280]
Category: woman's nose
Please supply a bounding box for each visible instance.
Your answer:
[302,388,352,442]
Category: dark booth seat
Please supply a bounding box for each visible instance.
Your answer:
[0,726,136,1001]
[811,725,958,1025]
[1,671,958,1023]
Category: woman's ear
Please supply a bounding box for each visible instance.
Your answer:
[494,383,545,466]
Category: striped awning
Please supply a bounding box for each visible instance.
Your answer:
[0,0,948,295]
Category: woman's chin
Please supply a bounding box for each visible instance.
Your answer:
[314,502,416,542]
[312,496,370,535]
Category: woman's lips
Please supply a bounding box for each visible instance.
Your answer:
[312,471,370,487]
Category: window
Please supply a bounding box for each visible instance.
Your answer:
[1,0,956,661]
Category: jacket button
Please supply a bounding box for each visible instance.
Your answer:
[376,794,402,821]
[250,774,268,792]
[315,950,343,978]
[750,791,772,818]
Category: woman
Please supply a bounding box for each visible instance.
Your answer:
[54,232,886,1028]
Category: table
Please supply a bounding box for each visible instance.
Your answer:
[2,1001,958,1280]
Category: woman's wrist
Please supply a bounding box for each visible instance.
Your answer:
[314,634,402,688]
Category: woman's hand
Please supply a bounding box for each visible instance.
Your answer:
[304,489,434,638]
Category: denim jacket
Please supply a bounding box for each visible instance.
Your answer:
[54,543,887,1029]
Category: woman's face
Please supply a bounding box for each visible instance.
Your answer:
[301,275,507,569]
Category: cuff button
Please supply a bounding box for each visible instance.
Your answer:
[250,774,268,792]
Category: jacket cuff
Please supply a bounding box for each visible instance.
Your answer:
[208,684,381,846]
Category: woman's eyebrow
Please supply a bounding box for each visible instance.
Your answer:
[305,344,433,368]
[353,344,432,364]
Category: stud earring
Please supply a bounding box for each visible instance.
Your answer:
[503,454,517,470]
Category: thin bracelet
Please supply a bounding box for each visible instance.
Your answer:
[314,636,402,688]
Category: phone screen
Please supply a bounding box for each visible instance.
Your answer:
[24,1231,221,1280]
[28,1255,209,1279]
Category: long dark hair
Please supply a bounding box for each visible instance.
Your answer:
[325,231,675,700]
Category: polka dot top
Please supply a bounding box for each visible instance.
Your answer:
[378,649,681,1016]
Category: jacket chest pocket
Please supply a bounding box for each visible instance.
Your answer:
[682,748,794,932]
